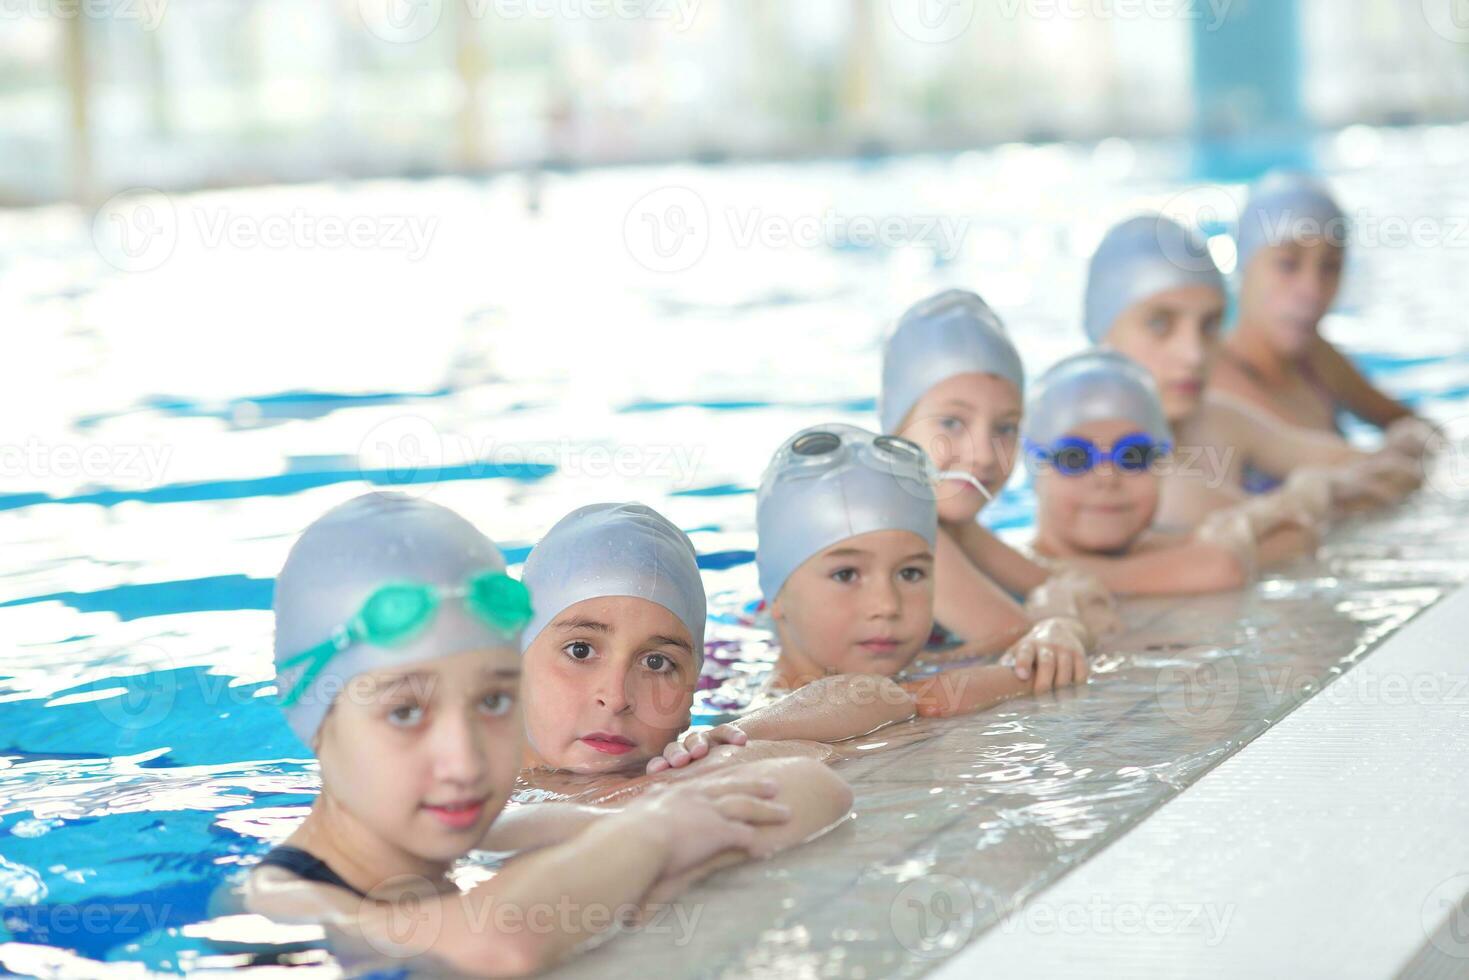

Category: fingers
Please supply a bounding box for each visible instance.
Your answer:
[1052,644,1074,689]
[713,794,792,826]
[1032,644,1057,694]
[1011,640,1036,681]
[690,775,780,800]
[647,756,671,774]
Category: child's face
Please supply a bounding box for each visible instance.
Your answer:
[1104,285,1225,424]
[898,372,1022,523]
[1035,418,1161,554]
[315,644,522,865]
[771,530,934,677]
[1239,239,1343,357]
[520,596,697,775]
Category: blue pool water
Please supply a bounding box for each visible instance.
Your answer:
[3,125,1469,976]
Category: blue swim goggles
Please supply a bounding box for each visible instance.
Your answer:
[1024,432,1170,477]
[276,571,533,707]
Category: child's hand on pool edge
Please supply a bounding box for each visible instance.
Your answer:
[1003,617,1091,694]
[628,774,790,873]
[646,723,750,773]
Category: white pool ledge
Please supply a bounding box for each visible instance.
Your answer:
[933,583,1469,980]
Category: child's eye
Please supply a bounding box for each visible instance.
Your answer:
[481,691,515,716]
[939,417,963,432]
[831,568,858,584]
[1276,255,1299,274]
[1146,314,1170,335]
[387,703,424,728]
[642,653,677,674]
[564,641,595,661]
[994,422,1018,439]
[1202,314,1223,337]
[898,566,928,583]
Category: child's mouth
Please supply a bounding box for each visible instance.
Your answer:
[581,733,636,755]
[422,798,487,830]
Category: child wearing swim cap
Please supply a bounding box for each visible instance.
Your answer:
[881,289,1122,643]
[751,423,1092,720]
[1214,173,1433,451]
[228,492,840,976]
[514,501,889,796]
[1084,212,1422,526]
[1026,352,1320,594]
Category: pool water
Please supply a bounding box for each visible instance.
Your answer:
[3,125,1469,977]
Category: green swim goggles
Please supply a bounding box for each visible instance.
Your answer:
[276,571,534,707]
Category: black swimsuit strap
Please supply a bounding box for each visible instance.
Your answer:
[255,845,369,899]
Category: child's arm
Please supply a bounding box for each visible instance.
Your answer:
[634,757,855,910]
[475,802,608,853]
[647,675,915,773]
[901,618,1090,717]
[1055,541,1250,596]
[1307,337,1416,429]
[248,777,791,977]
[932,530,1035,653]
[1211,392,1364,478]
[941,521,1051,596]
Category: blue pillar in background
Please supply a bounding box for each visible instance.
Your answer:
[1191,0,1312,181]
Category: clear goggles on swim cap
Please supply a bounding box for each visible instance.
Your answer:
[1024,432,1170,477]
[276,570,533,707]
[789,429,995,502]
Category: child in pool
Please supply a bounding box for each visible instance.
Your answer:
[1213,173,1433,446]
[229,493,852,977]
[750,424,1091,720]
[514,501,908,791]
[1083,213,1423,528]
[1025,351,1322,595]
[881,289,1122,645]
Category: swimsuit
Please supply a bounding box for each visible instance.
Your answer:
[1222,349,1345,493]
[254,845,368,898]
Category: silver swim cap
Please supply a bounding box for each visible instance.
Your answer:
[1022,350,1172,464]
[273,492,526,749]
[880,289,1025,434]
[519,502,707,669]
[756,423,939,601]
[1236,172,1348,270]
[1084,214,1225,344]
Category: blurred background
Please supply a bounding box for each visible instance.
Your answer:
[4,0,1469,204]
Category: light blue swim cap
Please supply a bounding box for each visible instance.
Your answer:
[1022,350,1172,466]
[880,289,1025,434]
[1236,172,1348,271]
[519,502,707,669]
[756,423,938,602]
[1084,214,1225,344]
[273,492,522,749]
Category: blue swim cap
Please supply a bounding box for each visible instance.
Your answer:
[273,492,522,749]
[519,502,707,669]
[756,423,938,602]
[1022,350,1172,466]
[880,289,1025,434]
[1236,172,1348,271]
[1084,214,1225,344]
